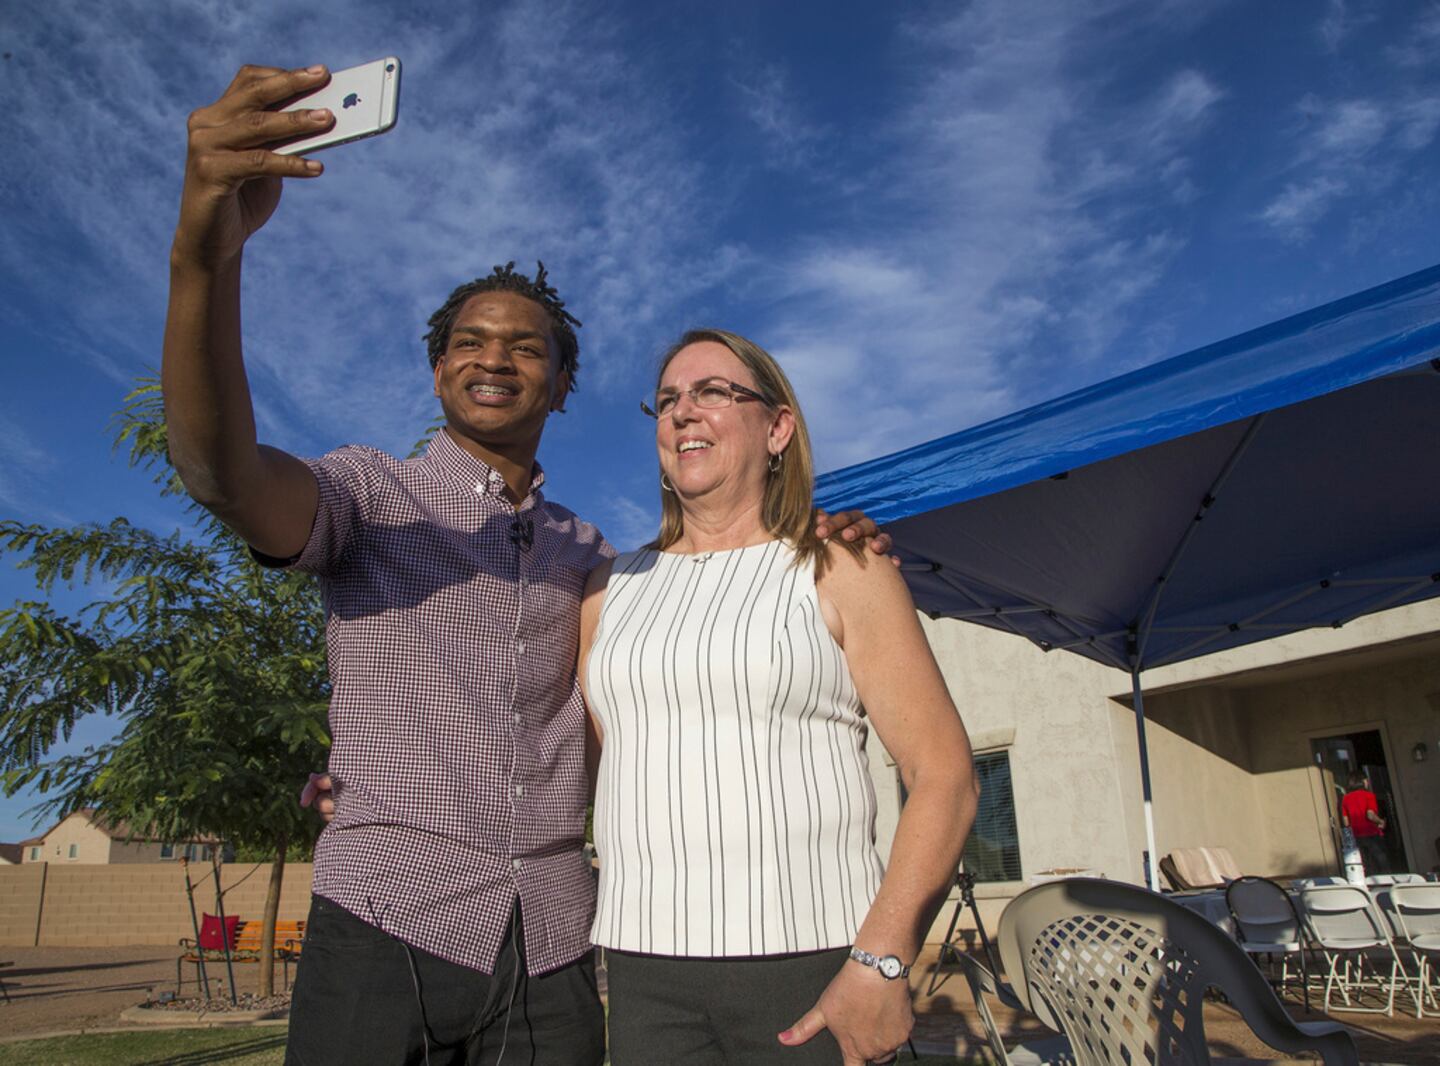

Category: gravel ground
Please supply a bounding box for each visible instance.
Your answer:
[0,945,286,1038]
[143,991,291,1013]
[2,942,1434,1063]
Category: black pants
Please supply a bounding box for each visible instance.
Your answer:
[605,947,849,1064]
[1356,834,1388,875]
[285,896,605,1066]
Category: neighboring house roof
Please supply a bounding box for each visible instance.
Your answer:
[30,808,221,845]
[0,843,23,864]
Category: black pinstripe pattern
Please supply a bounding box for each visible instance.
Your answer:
[587,541,882,957]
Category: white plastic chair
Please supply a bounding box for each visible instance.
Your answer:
[1290,876,1346,889]
[1387,882,1440,1017]
[957,878,1356,1065]
[1225,876,1310,1012]
[1297,882,1405,1015]
[1366,873,1425,887]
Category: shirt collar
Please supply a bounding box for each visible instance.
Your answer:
[423,428,547,503]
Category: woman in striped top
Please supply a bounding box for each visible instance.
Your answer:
[579,329,979,1065]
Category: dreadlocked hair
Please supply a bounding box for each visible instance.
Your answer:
[422,261,583,388]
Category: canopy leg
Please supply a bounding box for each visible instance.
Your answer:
[1133,669,1160,890]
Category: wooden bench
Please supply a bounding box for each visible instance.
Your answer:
[177,918,306,995]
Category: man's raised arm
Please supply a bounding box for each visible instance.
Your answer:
[162,65,337,559]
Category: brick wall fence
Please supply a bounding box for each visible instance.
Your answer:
[0,862,313,946]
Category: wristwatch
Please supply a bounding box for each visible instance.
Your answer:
[848,946,911,980]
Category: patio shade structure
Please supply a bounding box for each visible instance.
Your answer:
[815,263,1440,889]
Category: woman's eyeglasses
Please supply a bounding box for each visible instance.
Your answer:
[641,379,774,419]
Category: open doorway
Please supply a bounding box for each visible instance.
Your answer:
[1310,729,1411,874]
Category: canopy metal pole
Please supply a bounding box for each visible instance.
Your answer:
[1131,668,1160,891]
[1134,414,1266,666]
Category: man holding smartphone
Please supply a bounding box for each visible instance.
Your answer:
[163,65,885,1065]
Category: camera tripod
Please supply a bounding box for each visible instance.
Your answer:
[926,868,1002,995]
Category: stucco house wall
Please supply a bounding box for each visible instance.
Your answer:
[878,597,1440,940]
[30,812,114,864]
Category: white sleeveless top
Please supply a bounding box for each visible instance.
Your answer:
[586,540,884,957]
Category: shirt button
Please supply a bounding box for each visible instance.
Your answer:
[514,783,525,797]
[513,713,522,726]
[517,640,526,655]
[512,858,522,870]
[475,481,485,495]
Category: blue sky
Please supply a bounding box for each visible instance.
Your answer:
[3,0,1440,841]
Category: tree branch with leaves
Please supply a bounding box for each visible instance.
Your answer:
[0,379,330,996]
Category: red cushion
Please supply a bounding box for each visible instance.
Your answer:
[198,913,240,950]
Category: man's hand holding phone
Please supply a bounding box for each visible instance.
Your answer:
[173,65,336,270]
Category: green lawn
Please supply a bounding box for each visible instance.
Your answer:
[0,1027,975,1065]
[0,1027,287,1066]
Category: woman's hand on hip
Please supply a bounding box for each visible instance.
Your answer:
[777,962,912,1065]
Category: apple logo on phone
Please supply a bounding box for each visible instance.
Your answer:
[343,93,361,109]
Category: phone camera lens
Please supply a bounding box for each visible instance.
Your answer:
[385,63,395,72]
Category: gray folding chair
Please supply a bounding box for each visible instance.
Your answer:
[957,878,1356,1066]
[1290,876,1346,888]
[1366,873,1425,886]
[1297,882,1405,1016]
[1387,881,1440,1017]
[1225,876,1310,1012]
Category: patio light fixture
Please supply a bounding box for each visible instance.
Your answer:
[1413,741,1428,763]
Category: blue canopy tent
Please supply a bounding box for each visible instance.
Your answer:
[815,263,1440,889]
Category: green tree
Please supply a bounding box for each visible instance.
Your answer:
[0,380,329,997]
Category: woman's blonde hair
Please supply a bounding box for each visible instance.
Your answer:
[647,328,861,572]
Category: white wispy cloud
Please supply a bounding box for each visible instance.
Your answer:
[1318,0,1379,52]
[0,412,70,525]
[8,0,1434,505]
[728,60,827,172]
[595,493,661,552]
[1254,4,1440,242]
[1385,4,1440,66]
[1,1,745,458]
[747,2,1224,470]
[1257,77,1440,241]
[1314,100,1387,155]
[1396,96,1440,150]
[1259,177,1349,238]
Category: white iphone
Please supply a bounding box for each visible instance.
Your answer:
[271,57,401,155]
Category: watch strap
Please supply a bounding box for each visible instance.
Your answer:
[848,946,911,980]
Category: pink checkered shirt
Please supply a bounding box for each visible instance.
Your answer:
[283,430,612,975]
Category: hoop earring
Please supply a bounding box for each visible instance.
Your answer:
[767,452,783,474]
[661,474,675,493]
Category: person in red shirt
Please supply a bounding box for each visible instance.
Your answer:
[1341,772,1388,875]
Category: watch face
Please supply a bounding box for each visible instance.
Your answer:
[878,955,903,979]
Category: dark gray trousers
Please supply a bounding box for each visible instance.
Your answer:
[285,896,604,1066]
[605,947,849,1064]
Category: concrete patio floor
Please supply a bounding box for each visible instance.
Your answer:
[1,942,1434,1063]
[909,943,1436,1064]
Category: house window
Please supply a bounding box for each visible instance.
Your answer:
[67,843,78,860]
[962,750,1023,883]
[160,843,175,859]
[29,846,39,861]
